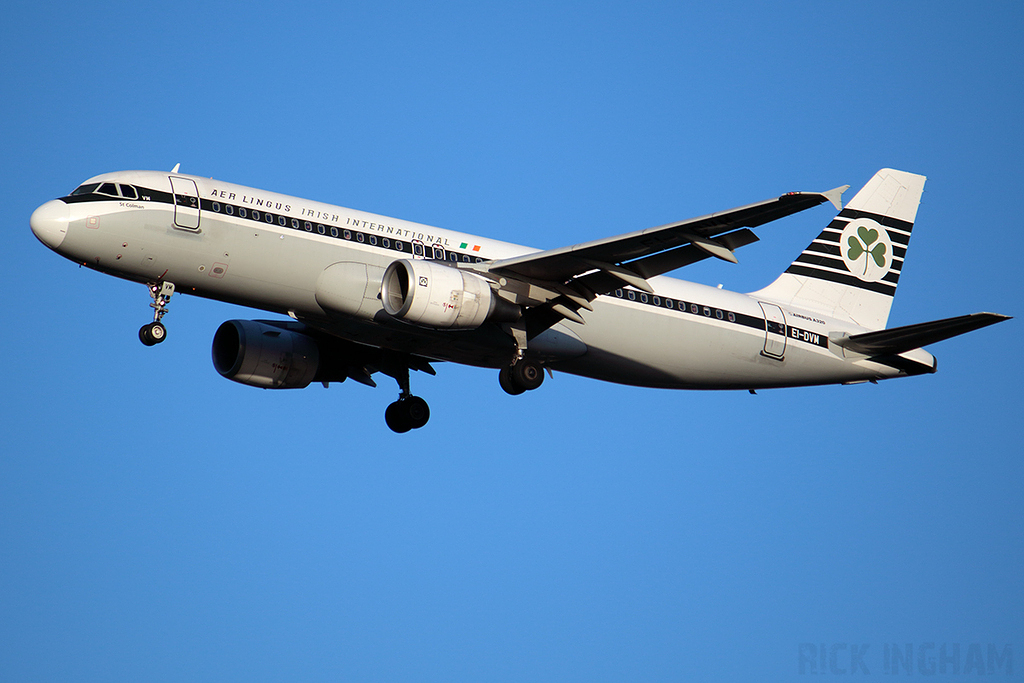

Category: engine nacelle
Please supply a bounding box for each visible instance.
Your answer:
[381,259,520,330]
[212,320,320,389]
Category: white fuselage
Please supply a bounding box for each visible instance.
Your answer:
[33,170,934,390]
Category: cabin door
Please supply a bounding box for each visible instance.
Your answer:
[758,302,787,360]
[170,176,200,230]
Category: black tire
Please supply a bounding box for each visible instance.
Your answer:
[404,396,430,430]
[385,401,412,433]
[511,360,544,391]
[139,323,156,346]
[499,366,526,395]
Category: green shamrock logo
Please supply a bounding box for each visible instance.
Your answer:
[846,226,887,276]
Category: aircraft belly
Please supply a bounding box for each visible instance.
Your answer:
[560,301,761,387]
[560,298,886,389]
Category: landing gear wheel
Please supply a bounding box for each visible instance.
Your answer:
[139,322,167,346]
[385,401,412,433]
[498,366,526,395]
[499,361,544,395]
[404,396,430,430]
[385,396,431,433]
[512,360,544,391]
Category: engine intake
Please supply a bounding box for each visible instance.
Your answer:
[212,320,320,389]
[381,259,520,330]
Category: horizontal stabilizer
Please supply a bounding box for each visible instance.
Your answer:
[831,312,1010,356]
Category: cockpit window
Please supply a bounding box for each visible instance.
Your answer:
[97,183,119,197]
[119,184,138,199]
[70,183,100,196]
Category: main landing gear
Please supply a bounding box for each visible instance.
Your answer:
[139,281,174,346]
[385,395,430,433]
[498,358,544,395]
[384,364,430,433]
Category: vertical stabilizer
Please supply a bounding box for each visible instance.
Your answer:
[751,168,926,330]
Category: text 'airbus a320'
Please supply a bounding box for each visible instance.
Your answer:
[31,166,1008,432]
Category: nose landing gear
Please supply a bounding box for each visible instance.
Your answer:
[139,281,174,346]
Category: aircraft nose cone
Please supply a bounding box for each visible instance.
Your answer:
[30,200,70,249]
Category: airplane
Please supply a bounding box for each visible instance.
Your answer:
[30,167,1009,432]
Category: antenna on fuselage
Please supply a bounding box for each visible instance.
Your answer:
[171,163,180,174]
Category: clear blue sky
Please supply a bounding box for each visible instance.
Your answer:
[2,2,1021,681]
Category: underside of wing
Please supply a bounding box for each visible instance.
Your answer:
[264,318,440,388]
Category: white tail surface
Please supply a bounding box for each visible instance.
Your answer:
[751,168,926,330]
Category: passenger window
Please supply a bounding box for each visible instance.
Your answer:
[413,243,424,256]
[211,202,221,212]
[433,246,445,260]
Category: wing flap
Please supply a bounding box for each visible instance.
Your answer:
[629,228,760,280]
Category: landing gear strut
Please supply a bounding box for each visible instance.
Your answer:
[384,364,430,433]
[499,358,544,395]
[139,281,174,346]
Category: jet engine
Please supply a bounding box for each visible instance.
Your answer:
[381,259,520,330]
[212,320,320,389]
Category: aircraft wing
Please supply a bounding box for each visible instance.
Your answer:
[475,185,846,331]
[486,186,847,287]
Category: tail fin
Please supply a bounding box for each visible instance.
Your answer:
[752,168,926,330]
